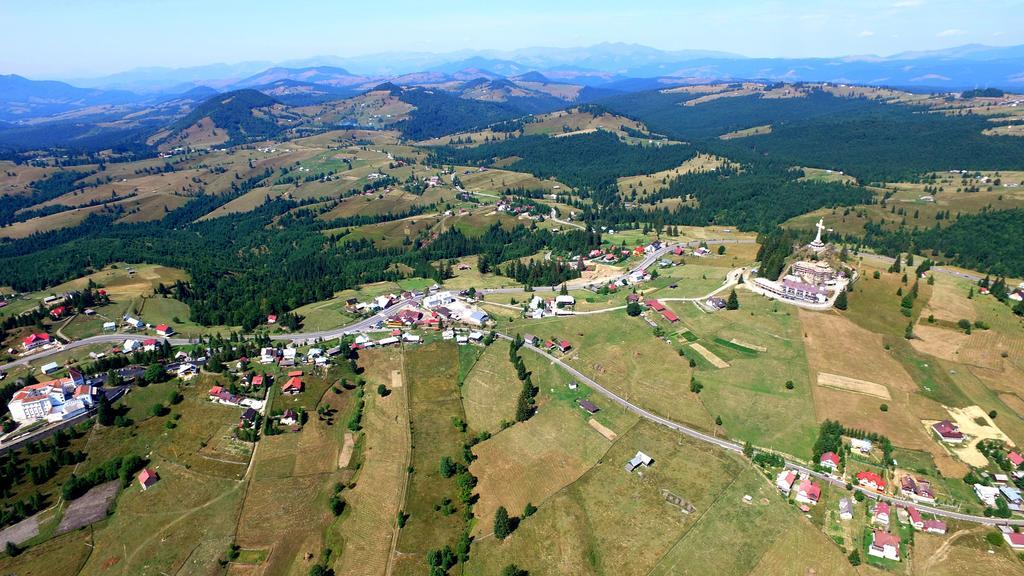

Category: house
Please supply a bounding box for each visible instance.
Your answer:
[624,451,653,472]
[661,309,679,323]
[839,498,853,520]
[795,479,821,505]
[974,484,1000,507]
[423,291,456,309]
[556,340,572,353]
[377,336,400,347]
[819,451,840,471]
[468,331,484,342]
[402,333,421,343]
[143,339,158,352]
[923,519,947,534]
[462,310,489,327]
[137,469,160,490]
[869,530,901,561]
[555,295,575,308]
[155,324,174,337]
[123,339,140,353]
[906,505,924,529]
[1009,451,1024,469]
[578,399,599,414]
[260,347,277,364]
[1004,532,1024,549]
[102,321,117,331]
[391,309,423,326]
[705,297,727,310]
[1000,485,1024,512]
[282,377,303,395]
[281,409,299,426]
[267,314,278,324]
[873,502,890,526]
[850,438,873,454]
[522,334,538,346]
[776,470,797,495]
[49,306,67,319]
[124,317,144,330]
[40,362,60,375]
[251,375,265,388]
[208,386,240,405]
[645,299,666,312]
[932,419,965,443]
[857,471,886,492]
[22,333,51,351]
[239,408,259,428]
[177,363,197,380]
[900,475,935,503]
[442,330,455,340]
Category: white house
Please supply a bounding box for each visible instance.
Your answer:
[102,321,117,331]
[461,310,489,327]
[850,438,872,454]
[7,373,91,425]
[124,317,144,330]
[40,362,60,375]
[260,347,277,364]
[423,291,456,309]
[555,295,576,308]
[974,484,1001,507]
[868,531,901,561]
[123,339,141,353]
[776,470,797,495]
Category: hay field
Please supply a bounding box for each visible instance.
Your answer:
[391,341,470,576]
[648,468,799,576]
[719,124,772,139]
[913,529,1024,576]
[817,372,892,400]
[469,401,615,537]
[335,348,410,576]
[616,154,730,197]
[689,342,729,368]
[466,420,747,576]
[79,456,245,576]
[526,311,713,431]
[0,529,93,576]
[461,344,521,433]
[680,295,819,458]
[749,512,858,576]
[799,309,963,474]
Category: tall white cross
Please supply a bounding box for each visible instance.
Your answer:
[813,218,825,244]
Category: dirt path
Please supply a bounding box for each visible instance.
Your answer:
[919,526,986,572]
[338,433,355,468]
[690,343,729,368]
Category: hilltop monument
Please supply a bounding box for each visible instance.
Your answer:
[808,218,827,252]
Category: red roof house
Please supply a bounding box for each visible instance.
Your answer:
[1009,451,1024,468]
[1005,532,1024,549]
[795,479,821,505]
[873,502,890,524]
[155,324,173,336]
[932,420,965,443]
[906,506,923,528]
[251,375,265,388]
[923,519,947,534]
[857,471,886,491]
[22,333,51,350]
[661,309,679,323]
[49,306,67,319]
[820,451,840,470]
[645,299,666,312]
[138,468,159,490]
[282,377,303,395]
[267,314,278,324]
[287,370,303,378]
[557,340,571,353]
[869,530,901,561]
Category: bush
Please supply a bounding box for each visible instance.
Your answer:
[150,403,168,418]
[986,531,1004,547]
[523,502,537,518]
[785,380,795,390]
[848,549,860,566]
[879,404,889,412]
[502,565,528,576]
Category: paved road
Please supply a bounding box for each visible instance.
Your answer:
[497,331,1024,527]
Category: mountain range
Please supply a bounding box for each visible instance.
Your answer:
[1,42,1023,125]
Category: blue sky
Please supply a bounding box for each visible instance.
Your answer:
[2,0,1022,78]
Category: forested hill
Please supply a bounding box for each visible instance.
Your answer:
[392,87,545,140]
[429,130,696,203]
[600,89,1024,182]
[859,208,1024,278]
[0,198,599,329]
[161,89,283,145]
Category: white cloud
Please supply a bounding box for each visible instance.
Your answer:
[860,30,876,37]
[937,28,966,37]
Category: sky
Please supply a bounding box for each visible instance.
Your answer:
[2,0,1023,78]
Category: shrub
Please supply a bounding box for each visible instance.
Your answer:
[986,531,1004,547]
[494,506,512,540]
[880,404,889,412]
